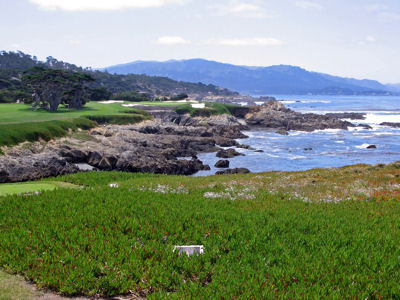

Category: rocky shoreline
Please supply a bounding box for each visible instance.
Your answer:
[0,101,358,183]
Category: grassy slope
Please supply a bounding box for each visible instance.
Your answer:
[0,102,153,148]
[0,102,144,125]
[0,163,399,298]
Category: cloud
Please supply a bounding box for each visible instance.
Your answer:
[29,0,187,11]
[207,37,284,46]
[209,2,272,18]
[295,1,323,10]
[366,35,376,43]
[365,4,388,12]
[153,36,191,45]
[379,12,400,21]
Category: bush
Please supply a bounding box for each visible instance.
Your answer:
[174,102,243,117]
[170,93,188,101]
[88,87,113,101]
[0,88,30,103]
[111,91,150,102]
[85,114,149,125]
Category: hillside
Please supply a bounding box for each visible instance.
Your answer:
[0,52,237,103]
[105,58,393,96]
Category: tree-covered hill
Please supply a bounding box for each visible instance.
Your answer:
[0,51,238,103]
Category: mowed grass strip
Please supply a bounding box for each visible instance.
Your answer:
[1,171,400,298]
[0,181,79,197]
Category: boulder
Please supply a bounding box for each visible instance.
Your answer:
[367,145,377,149]
[216,149,245,158]
[215,160,230,168]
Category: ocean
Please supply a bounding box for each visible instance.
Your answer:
[194,95,400,176]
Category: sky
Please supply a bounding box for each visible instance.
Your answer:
[1,0,400,83]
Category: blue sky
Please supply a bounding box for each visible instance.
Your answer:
[1,0,400,83]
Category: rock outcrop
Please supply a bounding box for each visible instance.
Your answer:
[245,100,353,132]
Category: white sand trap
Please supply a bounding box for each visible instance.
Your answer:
[122,104,140,107]
[98,100,124,104]
[191,103,205,108]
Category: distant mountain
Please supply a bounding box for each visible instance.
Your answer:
[0,51,237,103]
[105,59,394,96]
[385,83,400,93]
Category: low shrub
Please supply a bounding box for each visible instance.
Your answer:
[85,113,150,125]
[175,102,243,117]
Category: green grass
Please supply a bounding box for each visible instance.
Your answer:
[0,102,152,147]
[0,271,38,300]
[0,102,129,125]
[0,181,79,197]
[0,164,399,298]
[0,118,96,147]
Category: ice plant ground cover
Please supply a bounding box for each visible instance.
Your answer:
[0,162,399,298]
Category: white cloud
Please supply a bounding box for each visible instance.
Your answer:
[153,36,191,45]
[29,0,187,11]
[366,35,376,43]
[295,1,323,10]
[365,4,388,12]
[379,12,400,21]
[207,37,284,46]
[209,2,271,18]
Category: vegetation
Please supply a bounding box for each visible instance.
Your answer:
[111,90,150,102]
[0,51,237,101]
[0,271,38,299]
[0,181,78,197]
[0,118,95,147]
[0,102,151,147]
[86,113,150,125]
[0,102,150,125]
[175,102,242,117]
[0,163,399,298]
[23,67,94,111]
[88,87,113,101]
[170,93,189,101]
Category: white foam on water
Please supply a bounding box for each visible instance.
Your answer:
[255,101,264,105]
[280,100,297,104]
[355,144,372,149]
[364,113,400,125]
[239,102,248,106]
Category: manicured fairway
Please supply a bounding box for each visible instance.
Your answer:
[0,181,79,197]
[0,163,399,298]
[0,101,185,125]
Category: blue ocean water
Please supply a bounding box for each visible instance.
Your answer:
[194,95,400,176]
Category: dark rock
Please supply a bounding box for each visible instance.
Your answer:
[215,160,230,168]
[325,112,366,120]
[367,145,377,149]
[358,124,373,130]
[254,150,264,153]
[276,129,289,135]
[380,122,400,128]
[216,149,245,158]
[216,168,251,175]
[245,100,353,132]
[304,148,313,151]
[237,144,254,150]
